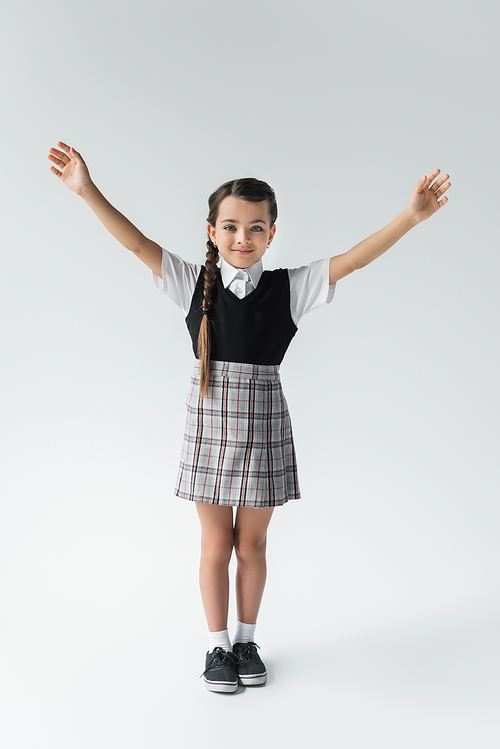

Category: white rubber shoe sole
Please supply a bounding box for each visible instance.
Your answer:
[239,671,267,686]
[203,676,238,693]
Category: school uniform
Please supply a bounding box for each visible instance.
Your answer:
[152,248,336,508]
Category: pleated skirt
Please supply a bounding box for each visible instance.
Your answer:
[175,360,301,507]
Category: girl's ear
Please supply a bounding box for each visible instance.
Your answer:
[269,224,277,242]
[207,223,216,243]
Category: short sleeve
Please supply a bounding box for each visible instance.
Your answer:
[152,247,203,316]
[288,257,336,325]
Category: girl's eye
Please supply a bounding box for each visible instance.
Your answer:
[222,225,263,232]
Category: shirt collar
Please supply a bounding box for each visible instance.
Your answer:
[219,256,264,289]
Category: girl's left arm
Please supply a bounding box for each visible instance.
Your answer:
[329,169,451,284]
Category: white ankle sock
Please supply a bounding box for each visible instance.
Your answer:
[208,628,232,652]
[234,620,256,644]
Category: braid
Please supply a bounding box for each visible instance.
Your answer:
[198,238,219,397]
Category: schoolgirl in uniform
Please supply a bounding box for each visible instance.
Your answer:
[48,141,451,692]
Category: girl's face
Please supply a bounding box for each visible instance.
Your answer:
[207,196,276,269]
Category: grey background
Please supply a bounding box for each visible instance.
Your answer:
[1,0,499,747]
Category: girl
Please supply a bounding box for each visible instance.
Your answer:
[47,141,451,693]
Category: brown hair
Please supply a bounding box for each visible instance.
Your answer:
[198,177,278,397]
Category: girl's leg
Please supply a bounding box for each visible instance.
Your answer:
[234,507,274,626]
[196,503,235,632]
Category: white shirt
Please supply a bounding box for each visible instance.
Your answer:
[152,248,336,326]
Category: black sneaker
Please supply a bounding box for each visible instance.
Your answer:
[201,647,239,693]
[232,642,267,686]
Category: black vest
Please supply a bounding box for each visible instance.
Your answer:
[186,267,298,365]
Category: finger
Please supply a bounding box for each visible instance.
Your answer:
[432,173,449,190]
[422,170,436,188]
[428,169,443,187]
[69,146,83,162]
[434,180,451,198]
[431,172,449,189]
[57,141,71,153]
[49,165,62,177]
[47,151,68,168]
[49,148,68,159]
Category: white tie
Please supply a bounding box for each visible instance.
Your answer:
[231,269,250,298]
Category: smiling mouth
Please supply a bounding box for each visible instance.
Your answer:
[233,249,253,253]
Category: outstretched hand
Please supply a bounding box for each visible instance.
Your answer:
[405,169,451,226]
[47,141,93,196]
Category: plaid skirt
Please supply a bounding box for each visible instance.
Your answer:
[175,360,301,508]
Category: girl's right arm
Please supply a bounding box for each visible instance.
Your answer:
[47,141,162,277]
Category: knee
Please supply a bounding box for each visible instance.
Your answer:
[235,535,267,564]
[201,533,234,566]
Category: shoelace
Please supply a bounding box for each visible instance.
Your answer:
[200,647,239,678]
[235,642,260,661]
